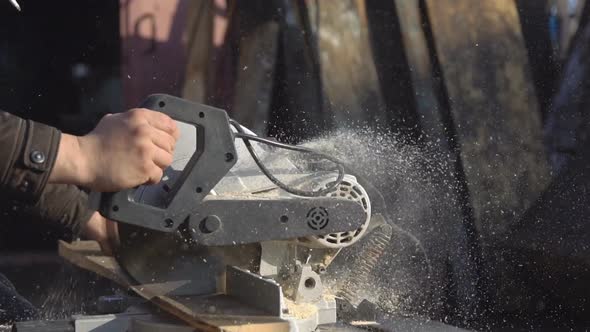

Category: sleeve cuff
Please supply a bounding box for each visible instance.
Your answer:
[7,120,61,202]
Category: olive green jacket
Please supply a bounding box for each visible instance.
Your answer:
[0,111,93,233]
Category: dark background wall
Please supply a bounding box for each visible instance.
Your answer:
[0,0,120,251]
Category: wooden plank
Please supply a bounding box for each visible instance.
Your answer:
[392,0,484,320]
[515,0,560,117]
[555,0,588,58]
[230,12,279,135]
[182,0,214,103]
[58,240,289,332]
[265,0,325,142]
[424,0,550,242]
[307,0,389,128]
[393,0,448,151]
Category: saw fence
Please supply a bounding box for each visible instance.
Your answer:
[57,240,289,332]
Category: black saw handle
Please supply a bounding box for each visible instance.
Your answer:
[88,94,237,232]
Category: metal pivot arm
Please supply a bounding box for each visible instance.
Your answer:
[89,94,237,233]
[187,196,367,246]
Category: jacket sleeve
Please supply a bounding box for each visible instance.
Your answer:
[0,111,94,233]
[0,111,61,202]
[28,184,95,234]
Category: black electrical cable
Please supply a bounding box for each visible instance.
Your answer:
[229,119,344,197]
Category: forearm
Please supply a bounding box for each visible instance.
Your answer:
[3,108,178,196]
[48,133,89,187]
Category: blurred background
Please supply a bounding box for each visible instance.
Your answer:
[1,0,590,330]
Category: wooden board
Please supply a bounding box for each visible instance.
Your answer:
[231,11,279,136]
[182,0,214,104]
[554,0,588,58]
[307,0,389,128]
[393,0,448,151]
[263,0,326,142]
[392,0,484,320]
[58,240,289,332]
[424,0,550,242]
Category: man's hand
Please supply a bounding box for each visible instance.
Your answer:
[82,211,119,255]
[50,109,179,192]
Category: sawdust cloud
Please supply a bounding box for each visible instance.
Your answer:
[292,127,478,322]
[38,265,89,320]
[37,264,118,320]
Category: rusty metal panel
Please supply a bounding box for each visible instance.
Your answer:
[424,0,550,241]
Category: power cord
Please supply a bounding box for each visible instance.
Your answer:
[230,119,434,294]
[229,119,344,197]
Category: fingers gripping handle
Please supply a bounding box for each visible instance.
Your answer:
[89,94,237,232]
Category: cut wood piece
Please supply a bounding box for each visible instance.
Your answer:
[58,240,290,332]
[424,0,550,242]
[307,0,389,128]
[58,240,133,287]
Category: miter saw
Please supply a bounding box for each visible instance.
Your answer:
[103,94,391,331]
[15,95,464,332]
